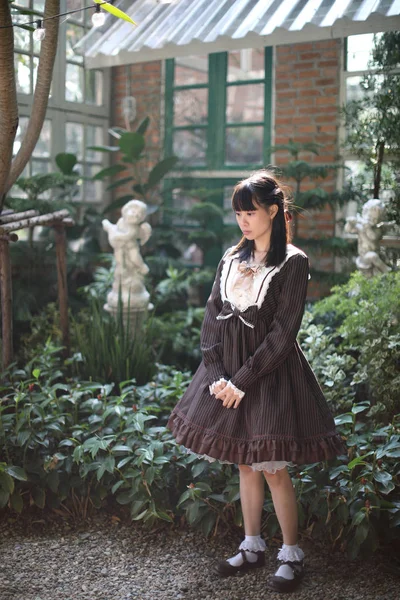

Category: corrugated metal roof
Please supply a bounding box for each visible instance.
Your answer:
[81,0,400,68]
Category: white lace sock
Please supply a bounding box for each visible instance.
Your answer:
[227,535,266,567]
[275,544,305,579]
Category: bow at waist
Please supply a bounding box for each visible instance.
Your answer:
[216,301,258,329]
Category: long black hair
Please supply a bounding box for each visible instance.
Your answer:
[231,169,293,267]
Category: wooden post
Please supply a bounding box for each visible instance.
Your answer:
[54,225,70,358]
[0,239,13,369]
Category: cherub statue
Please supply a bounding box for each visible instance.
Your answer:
[344,199,392,277]
[102,200,152,312]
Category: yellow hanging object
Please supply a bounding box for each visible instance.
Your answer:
[94,0,137,26]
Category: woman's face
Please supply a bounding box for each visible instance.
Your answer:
[235,201,277,243]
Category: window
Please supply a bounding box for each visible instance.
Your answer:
[66,122,104,201]
[13,0,110,203]
[340,32,399,230]
[13,117,52,177]
[65,2,104,105]
[165,48,272,170]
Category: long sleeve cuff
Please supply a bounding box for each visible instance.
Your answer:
[226,380,245,399]
[209,377,228,395]
[230,366,254,392]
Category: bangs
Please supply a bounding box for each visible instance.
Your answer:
[231,183,258,212]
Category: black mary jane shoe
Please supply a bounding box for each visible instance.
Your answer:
[217,549,265,577]
[268,560,305,593]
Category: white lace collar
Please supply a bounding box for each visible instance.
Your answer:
[220,244,307,311]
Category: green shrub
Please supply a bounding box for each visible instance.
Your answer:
[312,271,400,418]
[1,345,399,558]
[299,310,357,414]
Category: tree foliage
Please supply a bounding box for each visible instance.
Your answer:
[341,31,400,211]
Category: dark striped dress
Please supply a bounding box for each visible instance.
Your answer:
[168,244,344,467]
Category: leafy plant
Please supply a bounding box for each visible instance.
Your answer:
[91,119,178,214]
[312,270,400,417]
[72,296,157,386]
[0,345,399,557]
[6,152,80,216]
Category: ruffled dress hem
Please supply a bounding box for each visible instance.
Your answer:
[168,411,345,465]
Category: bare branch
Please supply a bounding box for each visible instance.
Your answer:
[0,209,39,223]
[5,0,60,193]
[0,208,71,232]
[0,1,19,206]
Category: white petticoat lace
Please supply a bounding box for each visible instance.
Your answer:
[187,449,293,473]
[239,537,267,552]
[277,544,305,563]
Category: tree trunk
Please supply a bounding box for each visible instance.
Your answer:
[373,140,385,199]
[0,1,19,209]
[5,0,60,194]
[0,238,13,369]
[54,224,70,357]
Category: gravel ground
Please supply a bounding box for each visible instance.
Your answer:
[0,511,399,600]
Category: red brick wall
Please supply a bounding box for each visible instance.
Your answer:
[111,62,163,198]
[111,44,342,293]
[275,39,341,287]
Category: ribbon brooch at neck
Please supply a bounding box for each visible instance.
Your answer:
[237,260,267,279]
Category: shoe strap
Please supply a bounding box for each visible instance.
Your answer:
[278,560,303,573]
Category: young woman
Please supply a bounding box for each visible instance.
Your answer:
[168,170,344,593]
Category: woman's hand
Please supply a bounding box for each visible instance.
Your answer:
[215,386,243,409]
[212,380,228,396]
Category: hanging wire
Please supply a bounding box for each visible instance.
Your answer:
[0,1,108,29]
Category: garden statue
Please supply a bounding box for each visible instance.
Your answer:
[344,198,392,277]
[102,200,153,329]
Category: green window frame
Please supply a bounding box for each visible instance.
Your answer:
[165,48,273,170]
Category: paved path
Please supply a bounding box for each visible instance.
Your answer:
[0,512,398,600]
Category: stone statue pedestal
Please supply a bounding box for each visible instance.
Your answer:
[102,199,153,337]
[104,302,154,336]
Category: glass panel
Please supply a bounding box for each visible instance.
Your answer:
[86,125,103,162]
[33,120,51,158]
[347,33,382,72]
[227,49,264,82]
[15,54,31,94]
[14,16,30,51]
[223,185,236,224]
[66,122,84,159]
[86,70,104,105]
[225,126,263,165]
[13,117,29,155]
[175,56,208,86]
[174,88,208,126]
[84,164,102,201]
[226,83,264,123]
[66,63,84,102]
[33,0,45,11]
[66,23,84,63]
[66,0,84,21]
[31,160,50,176]
[173,129,207,166]
[346,76,365,102]
[170,188,198,226]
